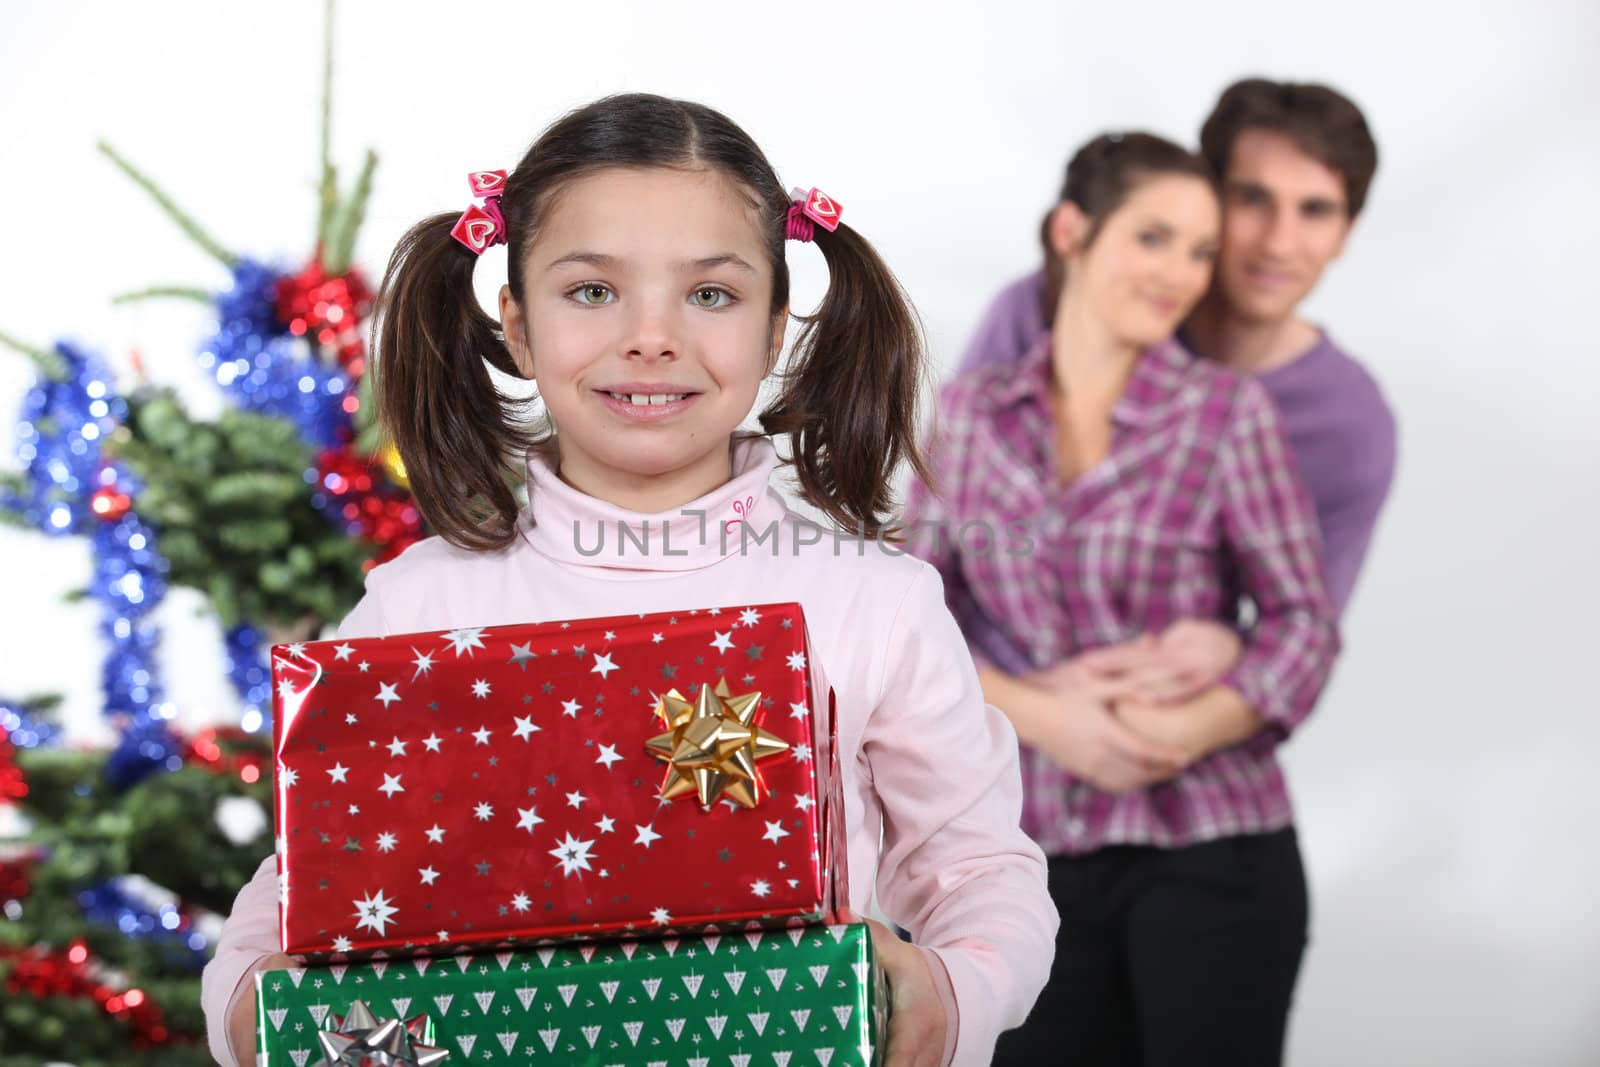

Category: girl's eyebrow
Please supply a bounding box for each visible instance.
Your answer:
[680,254,757,274]
[543,251,618,271]
[542,251,758,274]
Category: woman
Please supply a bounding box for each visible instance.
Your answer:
[905,133,1338,1065]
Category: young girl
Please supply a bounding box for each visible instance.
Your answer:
[903,134,1339,1066]
[199,93,1055,1067]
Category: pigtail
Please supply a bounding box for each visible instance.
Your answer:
[372,213,535,552]
[760,222,930,539]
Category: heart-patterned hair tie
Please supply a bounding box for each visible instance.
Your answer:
[450,170,509,255]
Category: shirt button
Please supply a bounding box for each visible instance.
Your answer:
[1066,817,1086,837]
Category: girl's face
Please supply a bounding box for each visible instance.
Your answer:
[502,166,782,507]
[1057,174,1221,350]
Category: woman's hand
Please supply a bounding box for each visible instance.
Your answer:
[228,952,297,1067]
[841,908,947,1067]
[1017,657,1187,792]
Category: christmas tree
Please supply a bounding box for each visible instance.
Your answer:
[0,5,425,1061]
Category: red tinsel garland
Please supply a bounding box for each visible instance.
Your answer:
[314,444,424,566]
[274,260,374,376]
[2,941,183,1047]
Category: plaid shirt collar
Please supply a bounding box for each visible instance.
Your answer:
[982,333,1196,429]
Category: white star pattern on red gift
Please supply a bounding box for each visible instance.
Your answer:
[410,648,435,678]
[272,603,828,955]
[441,627,488,656]
[352,890,397,936]
[548,832,596,877]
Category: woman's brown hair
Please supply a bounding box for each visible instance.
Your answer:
[373,93,927,551]
[1037,132,1217,326]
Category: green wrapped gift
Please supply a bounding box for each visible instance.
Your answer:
[258,923,886,1065]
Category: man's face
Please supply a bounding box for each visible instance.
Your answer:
[1215,128,1354,324]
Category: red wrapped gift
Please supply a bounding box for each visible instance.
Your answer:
[271,603,844,958]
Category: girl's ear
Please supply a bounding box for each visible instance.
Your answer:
[1046,201,1090,260]
[499,285,535,378]
[765,306,788,376]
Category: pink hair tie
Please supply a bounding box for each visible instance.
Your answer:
[785,186,842,243]
[451,169,509,255]
[785,203,816,243]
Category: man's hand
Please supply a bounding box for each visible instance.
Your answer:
[842,909,947,1067]
[1028,622,1243,706]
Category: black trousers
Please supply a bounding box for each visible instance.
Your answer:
[995,828,1308,1067]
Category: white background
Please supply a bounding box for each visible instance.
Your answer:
[2,1,1597,1063]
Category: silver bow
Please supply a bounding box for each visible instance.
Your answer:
[316,999,450,1066]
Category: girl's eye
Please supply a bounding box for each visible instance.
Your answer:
[1138,231,1167,249]
[573,284,613,305]
[691,287,731,309]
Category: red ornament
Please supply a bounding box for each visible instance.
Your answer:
[183,726,268,783]
[274,260,375,374]
[89,487,132,523]
[0,725,24,804]
[0,851,34,902]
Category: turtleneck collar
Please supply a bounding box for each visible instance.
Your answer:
[519,434,790,573]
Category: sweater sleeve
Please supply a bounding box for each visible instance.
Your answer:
[1318,393,1397,614]
[1216,381,1342,736]
[955,271,1050,376]
[199,585,392,1064]
[866,564,1057,1065]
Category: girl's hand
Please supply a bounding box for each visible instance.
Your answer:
[228,953,297,1067]
[840,908,947,1067]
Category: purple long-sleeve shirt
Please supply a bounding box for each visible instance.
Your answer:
[959,271,1397,614]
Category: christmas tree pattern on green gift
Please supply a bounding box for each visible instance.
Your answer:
[258,923,886,1065]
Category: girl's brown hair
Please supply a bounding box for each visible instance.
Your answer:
[373,93,927,552]
[1037,132,1216,325]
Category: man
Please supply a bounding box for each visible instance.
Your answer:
[961,78,1396,619]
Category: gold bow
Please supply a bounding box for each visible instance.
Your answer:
[645,678,789,809]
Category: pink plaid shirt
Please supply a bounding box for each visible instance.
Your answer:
[905,336,1340,854]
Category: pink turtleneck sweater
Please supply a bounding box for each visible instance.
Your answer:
[200,435,1055,1066]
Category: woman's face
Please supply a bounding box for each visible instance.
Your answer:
[1061,174,1221,349]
